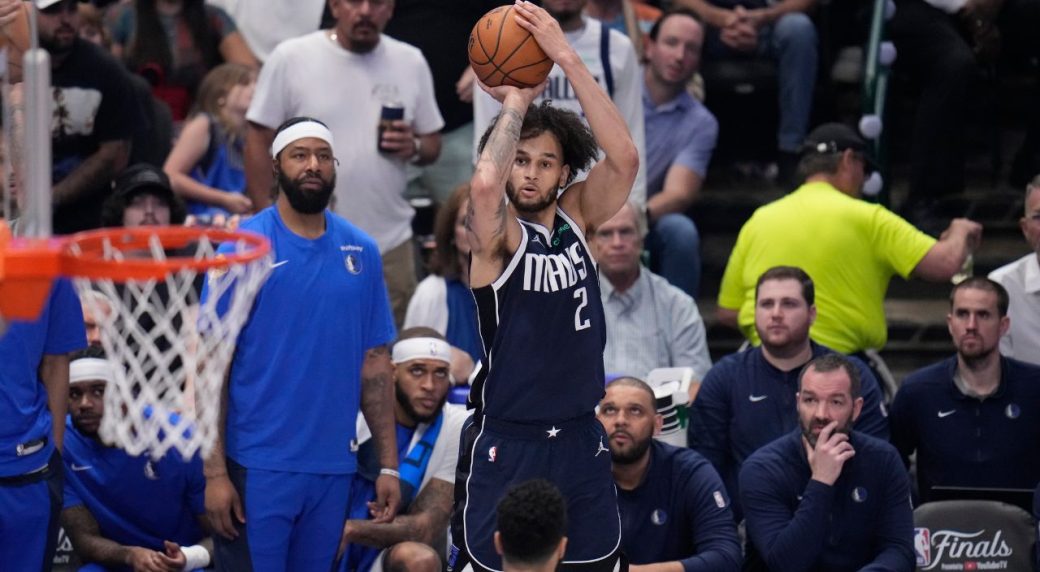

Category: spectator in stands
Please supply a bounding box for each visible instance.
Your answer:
[717,122,983,356]
[339,328,468,572]
[79,291,112,349]
[639,8,716,298]
[672,0,817,184]
[164,63,256,220]
[472,0,648,207]
[592,201,712,380]
[405,184,481,366]
[385,1,501,205]
[107,0,257,122]
[890,277,1040,504]
[989,175,1040,366]
[0,272,84,570]
[17,0,136,234]
[889,0,1040,218]
[493,480,569,572]
[100,163,188,228]
[205,0,324,63]
[77,2,111,50]
[598,378,741,571]
[689,266,889,520]
[739,354,915,571]
[245,0,444,326]
[60,347,213,571]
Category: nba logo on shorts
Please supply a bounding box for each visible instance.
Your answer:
[914,527,931,566]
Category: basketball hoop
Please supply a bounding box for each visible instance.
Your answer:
[1,224,272,460]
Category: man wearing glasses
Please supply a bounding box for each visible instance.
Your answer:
[989,175,1040,365]
[244,0,444,327]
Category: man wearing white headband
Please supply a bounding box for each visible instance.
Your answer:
[203,116,399,570]
[60,347,214,571]
[339,327,468,572]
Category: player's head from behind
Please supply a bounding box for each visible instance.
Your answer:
[754,266,816,356]
[391,327,452,427]
[797,353,863,449]
[598,377,662,465]
[947,277,1009,365]
[495,479,568,571]
[478,101,598,216]
[68,345,115,440]
[270,117,337,214]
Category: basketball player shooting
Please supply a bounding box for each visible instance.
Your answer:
[450,2,639,572]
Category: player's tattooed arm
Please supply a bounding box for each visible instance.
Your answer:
[362,344,401,521]
[340,478,454,548]
[62,505,163,569]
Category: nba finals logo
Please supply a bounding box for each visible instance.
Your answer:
[914,528,931,567]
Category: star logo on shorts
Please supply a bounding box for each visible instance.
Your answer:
[546,426,560,438]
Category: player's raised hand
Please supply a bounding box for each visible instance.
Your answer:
[368,473,402,523]
[205,474,246,540]
[512,0,573,65]
[805,421,855,486]
[474,75,547,109]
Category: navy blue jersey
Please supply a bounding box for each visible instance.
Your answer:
[739,430,914,572]
[617,441,741,571]
[890,356,1040,503]
[471,207,606,422]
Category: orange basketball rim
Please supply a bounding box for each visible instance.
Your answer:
[0,222,271,323]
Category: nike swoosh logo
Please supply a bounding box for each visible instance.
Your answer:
[270,260,289,269]
[937,410,956,418]
[71,464,92,471]
[749,394,768,402]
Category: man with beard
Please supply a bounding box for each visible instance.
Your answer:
[8,0,135,233]
[739,354,914,572]
[597,378,740,571]
[451,3,640,571]
[338,327,468,572]
[890,278,1040,505]
[688,266,889,520]
[244,0,443,327]
[203,117,400,571]
[60,346,213,571]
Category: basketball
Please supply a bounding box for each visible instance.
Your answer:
[468,6,553,89]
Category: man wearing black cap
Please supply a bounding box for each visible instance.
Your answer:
[100,164,188,228]
[717,122,983,357]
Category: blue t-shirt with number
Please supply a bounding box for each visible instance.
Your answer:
[0,279,85,477]
[206,206,396,474]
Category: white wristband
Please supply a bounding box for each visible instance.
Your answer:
[380,468,401,479]
[182,544,211,570]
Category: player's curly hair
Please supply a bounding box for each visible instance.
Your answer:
[496,479,567,565]
[478,101,599,186]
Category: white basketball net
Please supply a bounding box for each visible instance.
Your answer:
[72,231,270,460]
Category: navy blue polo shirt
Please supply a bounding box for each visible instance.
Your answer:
[688,342,889,519]
[617,441,741,572]
[739,430,914,572]
[890,356,1040,504]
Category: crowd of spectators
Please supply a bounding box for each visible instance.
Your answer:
[1,0,1039,570]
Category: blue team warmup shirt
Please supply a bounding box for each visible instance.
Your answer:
[617,440,741,572]
[0,279,85,477]
[63,420,206,549]
[739,430,914,572]
[207,207,396,474]
[687,342,889,518]
[890,356,1040,503]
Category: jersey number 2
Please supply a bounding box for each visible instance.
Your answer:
[573,287,591,331]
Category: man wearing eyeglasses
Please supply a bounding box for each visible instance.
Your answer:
[988,175,1040,366]
[244,0,444,328]
[592,200,712,381]
[717,122,983,358]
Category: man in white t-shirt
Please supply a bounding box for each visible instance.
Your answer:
[471,0,647,206]
[244,0,445,325]
[338,327,468,572]
[989,175,1040,366]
